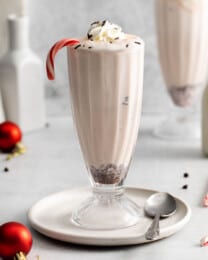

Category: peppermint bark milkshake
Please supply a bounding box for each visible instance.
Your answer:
[46,21,144,229]
[156,0,208,107]
[68,21,144,186]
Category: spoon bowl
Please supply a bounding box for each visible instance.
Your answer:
[145,192,177,217]
[144,192,177,240]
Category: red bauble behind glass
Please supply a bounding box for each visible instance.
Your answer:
[0,121,22,152]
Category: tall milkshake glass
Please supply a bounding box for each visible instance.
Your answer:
[155,0,208,139]
[46,21,144,230]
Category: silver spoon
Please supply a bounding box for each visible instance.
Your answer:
[144,192,177,240]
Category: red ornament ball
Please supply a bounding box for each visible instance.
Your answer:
[0,121,22,152]
[0,222,33,259]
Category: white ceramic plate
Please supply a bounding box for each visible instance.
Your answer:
[28,187,191,246]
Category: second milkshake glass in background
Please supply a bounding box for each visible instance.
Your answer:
[154,0,208,139]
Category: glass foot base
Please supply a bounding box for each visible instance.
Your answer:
[71,189,142,230]
[153,114,201,140]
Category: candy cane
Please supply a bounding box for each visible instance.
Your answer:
[46,38,80,80]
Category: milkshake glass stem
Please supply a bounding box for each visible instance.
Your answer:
[71,184,142,230]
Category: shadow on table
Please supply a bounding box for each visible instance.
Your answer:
[30,227,157,252]
[135,128,203,160]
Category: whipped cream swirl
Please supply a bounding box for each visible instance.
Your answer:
[87,20,125,42]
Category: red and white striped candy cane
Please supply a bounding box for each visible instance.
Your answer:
[46,38,80,80]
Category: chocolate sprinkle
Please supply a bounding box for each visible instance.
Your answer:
[87,33,92,39]
[183,173,189,178]
[102,20,107,26]
[114,37,119,40]
[126,44,129,48]
[182,184,188,190]
[134,41,141,45]
[91,21,99,26]
[74,44,81,50]
[88,46,92,49]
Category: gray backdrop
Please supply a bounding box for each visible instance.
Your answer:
[29,0,175,116]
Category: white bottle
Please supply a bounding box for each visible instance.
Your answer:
[202,84,208,156]
[0,92,5,122]
[0,14,45,132]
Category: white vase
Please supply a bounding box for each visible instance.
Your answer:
[0,93,5,122]
[0,14,45,132]
[0,0,26,58]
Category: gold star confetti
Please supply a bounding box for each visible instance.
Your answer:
[13,252,27,260]
[6,142,26,161]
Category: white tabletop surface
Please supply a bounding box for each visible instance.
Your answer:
[0,115,207,259]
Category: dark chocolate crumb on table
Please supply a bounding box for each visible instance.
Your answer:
[4,167,9,172]
[182,184,188,190]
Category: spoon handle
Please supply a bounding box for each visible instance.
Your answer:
[145,213,160,240]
